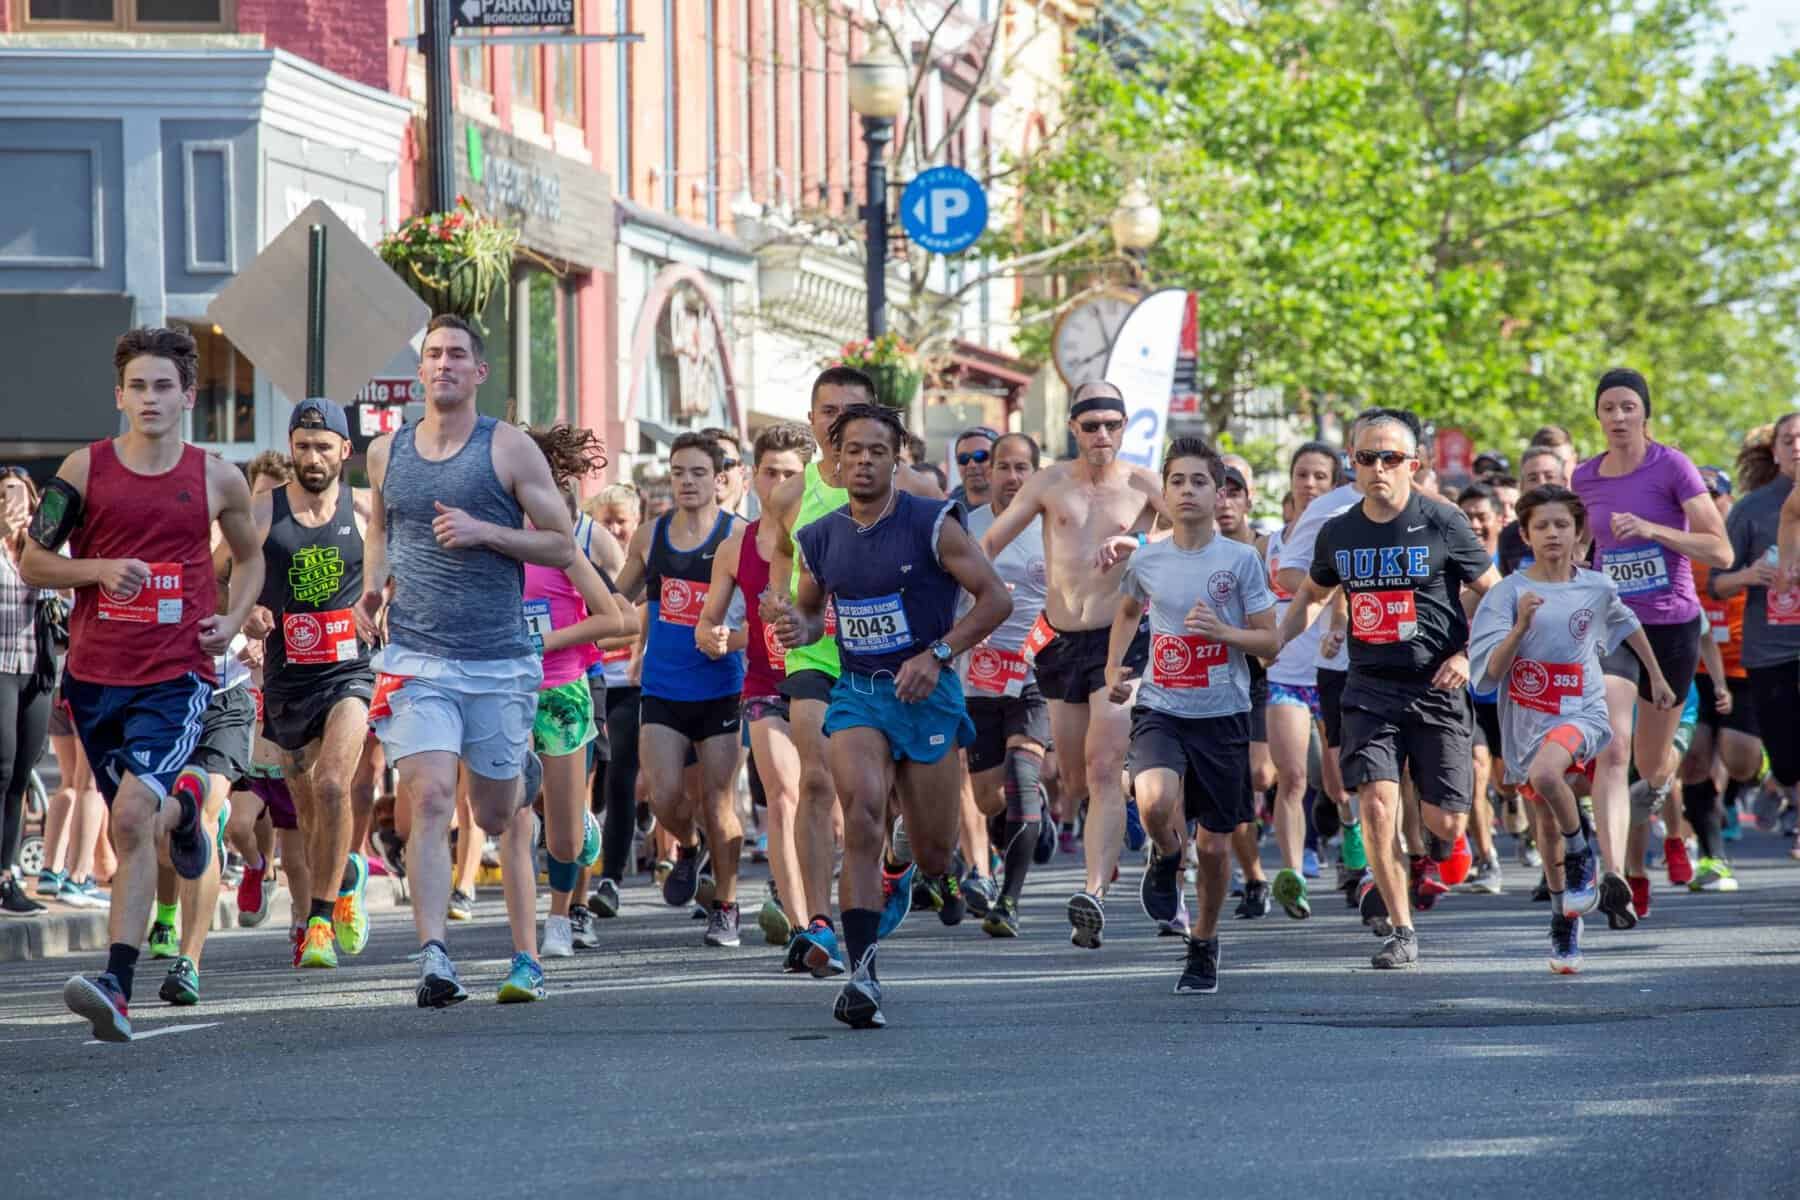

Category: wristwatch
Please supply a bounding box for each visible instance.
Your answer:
[929,640,954,665]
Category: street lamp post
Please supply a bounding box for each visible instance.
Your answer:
[848,43,909,340]
[1111,178,1162,280]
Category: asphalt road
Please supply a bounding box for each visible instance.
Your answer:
[3,833,1797,1198]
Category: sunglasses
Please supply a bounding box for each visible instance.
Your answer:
[1,466,28,479]
[1352,449,1411,469]
[1077,419,1124,435]
[719,458,741,471]
[956,449,991,466]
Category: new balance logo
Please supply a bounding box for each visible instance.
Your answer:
[338,526,352,535]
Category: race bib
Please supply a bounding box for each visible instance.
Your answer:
[1268,556,1293,602]
[1702,601,1730,642]
[836,593,913,655]
[523,598,554,655]
[1508,659,1583,716]
[368,672,411,722]
[283,608,359,665]
[823,596,837,637]
[967,645,1028,697]
[1022,613,1056,663]
[600,645,632,665]
[1349,589,1417,645]
[97,561,182,624]
[761,622,789,671]
[658,577,708,628]
[1602,544,1671,597]
[1767,586,1800,627]
[1149,633,1228,689]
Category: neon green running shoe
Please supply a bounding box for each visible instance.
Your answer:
[496,953,546,1003]
[158,956,200,1006]
[298,917,339,969]
[1272,867,1312,920]
[147,922,179,959]
[1341,821,1368,871]
[333,852,370,956]
[577,811,602,869]
[1689,857,1739,892]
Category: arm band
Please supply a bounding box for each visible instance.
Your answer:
[28,477,83,552]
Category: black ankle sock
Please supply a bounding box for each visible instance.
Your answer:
[106,943,140,1001]
[308,897,333,923]
[842,907,879,978]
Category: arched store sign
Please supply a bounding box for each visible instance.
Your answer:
[624,263,742,436]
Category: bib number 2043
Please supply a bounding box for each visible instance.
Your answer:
[836,594,913,655]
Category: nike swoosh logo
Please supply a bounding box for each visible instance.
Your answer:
[1406,524,1427,533]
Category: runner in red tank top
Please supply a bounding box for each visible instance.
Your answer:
[21,326,264,1042]
[696,423,814,957]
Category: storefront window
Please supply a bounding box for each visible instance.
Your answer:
[528,270,559,427]
[473,286,513,423]
[25,0,225,25]
[181,323,256,445]
[457,46,487,93]
[515,47,542,113]
[554,44,581,126]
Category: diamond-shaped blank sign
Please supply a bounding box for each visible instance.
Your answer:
[207,200,430,408]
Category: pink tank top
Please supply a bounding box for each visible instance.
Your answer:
[522,562,593,688]
[736,519,787,699]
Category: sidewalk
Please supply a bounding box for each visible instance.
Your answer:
[0,876,407,963]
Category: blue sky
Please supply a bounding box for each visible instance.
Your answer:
[1722,0,1799,65]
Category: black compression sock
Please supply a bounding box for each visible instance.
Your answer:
[309,897,333,924]
[842,908,879,978]
[106,943,140,1001]
[1683,778,1722,860]
[1001,819,1038,902]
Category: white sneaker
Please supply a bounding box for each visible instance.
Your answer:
[541,915,574,959]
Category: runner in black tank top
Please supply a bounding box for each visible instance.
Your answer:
[248,399,377,971]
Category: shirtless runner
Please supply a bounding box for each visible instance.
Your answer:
[979,380,1168,949]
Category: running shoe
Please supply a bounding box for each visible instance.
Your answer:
[833,947,885,1030]
[1235,878,1270,919]
[1518,834,1542,868]
[662,845,703,907]
[1159,892,1191,938]
[569,905,600,949]
[298,918,338,969]
[158,956,200,1007]
[373,827,407,880]
[757,891,791,946]
[695,865,717,911]
[590,877,621,919]
[1531,875,1551,903]
[1548,913,1583,975]
[447,889,475,921]
[63,973,131,1042]
[496,953,546,1003]
[936,874,967,926]
[1409,856,1448,911]
[577,811,602,868]
[1057,827,1077,857]
[1439,835,1473,886]
[704,902,741,947]
[751,831,769,864]
[147,922,179,959]
[879,862,916,939]
[1271,868,1311,920]
[1598,871,1639,930]
[1174,937,1219,995]
[1781,804,1799,839]
[911,872,940,914]
[1562,842,1599,917]
[1371,926,1418,969]
[1357,876,1392,938]
[290,924,305,968]
[797,918,846,978]
[0,874,44,915]
[962,870,993,919]
[1663,836,1693,887]
[1629,873,1652,919]
[333,852,370,956]
[988,846,1003,878]
[69,877,110,908]
[166,767,212,881]
[889,814,913,866]
[541,914,574,958]
[1034,812,1056,864]
[1721,803,1742,842]
[1340,821,1368,871]
[1457,854,1503,895]
[37,868,64,901]
[1067,890,1104,949]
[1123,798,1148,853]
[982,895,1021,938]
[1688,857,1739,892]
[1301,847,1321,879]
[1139,845,1183,928]
[236,858,276,927]
[1789,828,1800,861]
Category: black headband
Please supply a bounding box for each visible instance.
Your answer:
[1595,367,1651,418]
[1070,392,1126,420]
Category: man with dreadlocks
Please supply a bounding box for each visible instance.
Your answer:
[767,402,1012,1029]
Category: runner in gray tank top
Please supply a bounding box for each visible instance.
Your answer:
[357,314,629,1010]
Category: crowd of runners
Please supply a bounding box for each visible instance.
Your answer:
[4,319,1799,1040]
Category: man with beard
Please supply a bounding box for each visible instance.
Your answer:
[245,399,377,969]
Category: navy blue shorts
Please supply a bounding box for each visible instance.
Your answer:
[61,671,211,805]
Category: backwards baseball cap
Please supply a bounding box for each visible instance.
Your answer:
[1700,465,1732,496]
[289,397,350,440]
[1220,465,1249,492]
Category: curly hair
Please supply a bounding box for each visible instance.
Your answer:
[527,424,609,489]
[827,403,907,455]
[752,421,816,467]
[245,450,293,490]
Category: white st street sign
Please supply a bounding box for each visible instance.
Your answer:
[453,0,574,27]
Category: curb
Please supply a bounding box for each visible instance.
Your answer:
[0,876,406,964]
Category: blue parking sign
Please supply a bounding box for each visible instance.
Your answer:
[900,166,988,255]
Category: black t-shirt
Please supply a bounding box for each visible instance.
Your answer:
[1309,491,1493,683]
[1497,520,1532,576]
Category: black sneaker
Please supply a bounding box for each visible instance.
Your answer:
[1531,874,1550,902]
[589,876,621,918]
[982,895,1021,938]
[832,947,885,1030]
[373,827,407,880]
[1358,876,1392,937]
[1175,937,1219,994]
[937,875,967,926]
[1371,926,1418,969]
[1139,845,1183,926]
[0,874,45,916]
[662,845,702,907]
[1234,878,1270,919]
[1596,871,1638,931]
[166,768,212,882]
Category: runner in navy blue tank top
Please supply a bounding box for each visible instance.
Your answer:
[771,404,1012,1030]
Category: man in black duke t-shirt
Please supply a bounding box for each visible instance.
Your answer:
[1277,409,1500,969]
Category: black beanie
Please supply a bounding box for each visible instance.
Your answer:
[1595,367,1651,419]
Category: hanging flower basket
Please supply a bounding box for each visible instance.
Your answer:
[377,196,518,323]
[829,333,922,412]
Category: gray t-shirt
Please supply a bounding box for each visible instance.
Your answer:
[1468,568,1639,785]
[964,502,1047,654]
[1723,475,1800,669]
[1119,534,1275,718]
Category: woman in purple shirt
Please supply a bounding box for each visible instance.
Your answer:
[1572,367,1731,931]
